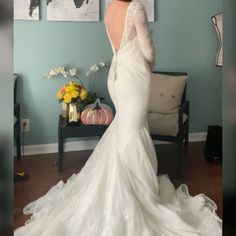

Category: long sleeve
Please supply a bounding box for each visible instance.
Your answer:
[133,3,156,70]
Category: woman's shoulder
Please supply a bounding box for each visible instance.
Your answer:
[131,0,146,13]
[131,0,145,8]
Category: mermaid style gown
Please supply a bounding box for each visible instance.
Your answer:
[15,1,222,235]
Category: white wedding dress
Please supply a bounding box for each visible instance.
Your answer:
[15,1,222,235]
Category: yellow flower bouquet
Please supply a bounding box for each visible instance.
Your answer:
[57,81,98,122]
[57,81,88,104]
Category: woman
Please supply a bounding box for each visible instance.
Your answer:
[15,0,222,235]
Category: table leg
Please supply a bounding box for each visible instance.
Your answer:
[58,117,64,172]
[58,137,64,172]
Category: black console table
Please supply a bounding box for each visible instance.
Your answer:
[58,115,109,172]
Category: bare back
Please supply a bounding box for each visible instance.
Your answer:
[105,1,131,52]
[105,1,156,69]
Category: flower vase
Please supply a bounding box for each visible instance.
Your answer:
[61,102,68,119]
[69,103,80,123]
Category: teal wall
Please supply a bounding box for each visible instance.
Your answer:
[14,0,222,145]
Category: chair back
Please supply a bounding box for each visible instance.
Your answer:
[152,71,187,104]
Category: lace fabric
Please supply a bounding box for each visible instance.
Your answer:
[105,1,155,70]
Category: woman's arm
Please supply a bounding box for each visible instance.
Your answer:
[133,3,156,70]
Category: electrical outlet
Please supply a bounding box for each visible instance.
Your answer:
[21,119,30,132]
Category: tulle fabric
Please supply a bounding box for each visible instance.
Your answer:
[14,115,221,236]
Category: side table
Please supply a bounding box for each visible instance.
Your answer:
[58,115,109,172]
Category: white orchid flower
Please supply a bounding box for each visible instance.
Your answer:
[69,68,77,76]
[63,71,70,78]
[54,67,60,73]
[49,69,57,76]
[58,66,65,74]
[90,64,99,72]
[43,66,81,81]
[98,62,106,68]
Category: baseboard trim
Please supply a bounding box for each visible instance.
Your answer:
[189,132,207,142]
[17,132,207,156]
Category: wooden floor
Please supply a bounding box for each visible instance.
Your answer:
[14,142,222,229]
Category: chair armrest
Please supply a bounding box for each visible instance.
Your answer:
[178,101,189,128]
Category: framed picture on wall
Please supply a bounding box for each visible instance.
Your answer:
[105,0,155,22]
[47,0,99,22]
[14,0,40,20]
[212,13,223,67]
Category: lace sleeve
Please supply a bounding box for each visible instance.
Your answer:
[133,3,155,70]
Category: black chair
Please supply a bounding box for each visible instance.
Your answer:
[14,74,21,160]
[150,71,190,177]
